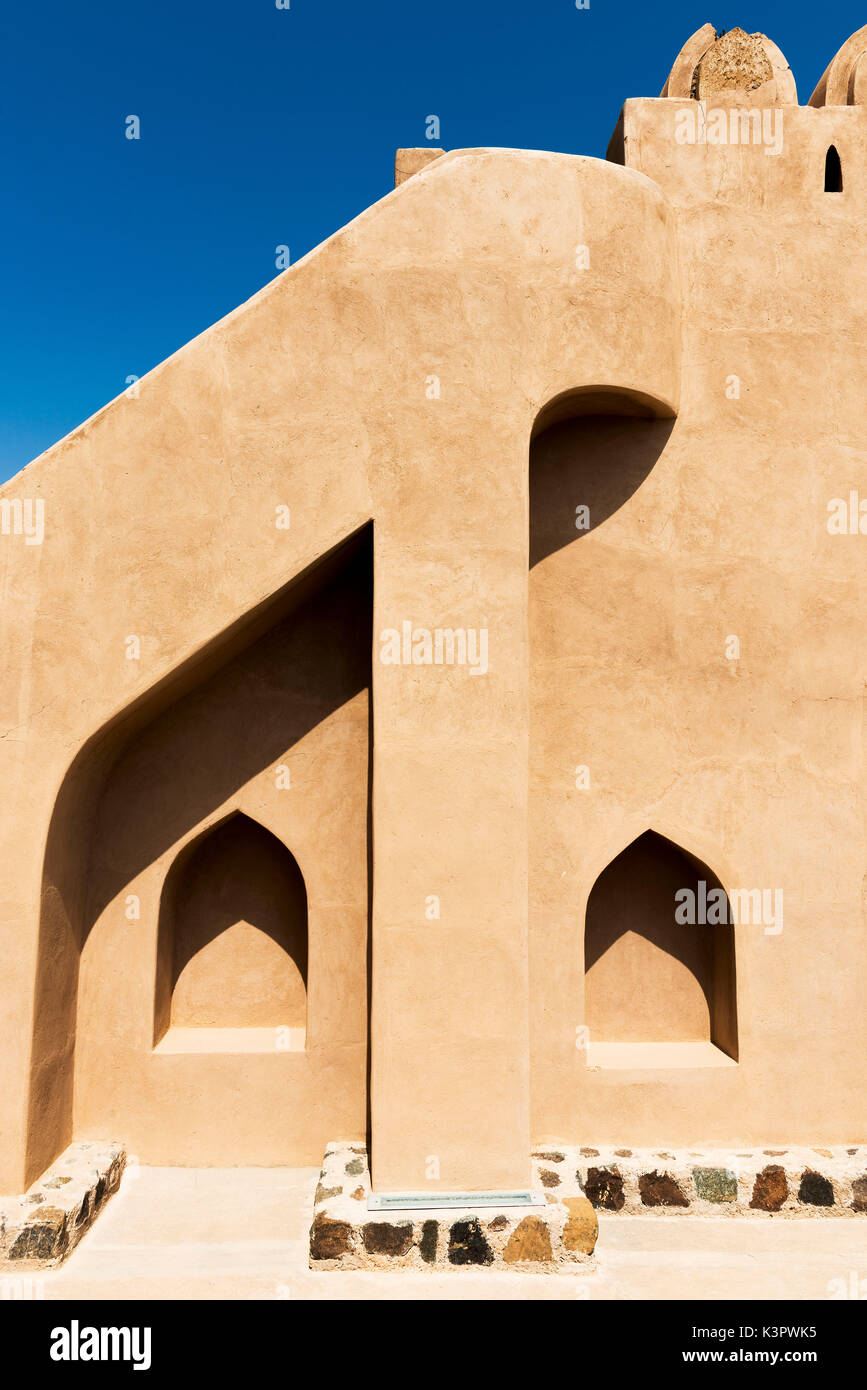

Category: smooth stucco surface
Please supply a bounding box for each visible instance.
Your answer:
[1,22,865,1200]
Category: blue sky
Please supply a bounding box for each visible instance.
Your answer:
[2,0,862,480]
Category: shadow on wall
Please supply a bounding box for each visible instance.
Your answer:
[28,526,372,1185]
[585,830,738,1059]
[84,538,371,935]
[154,813,309,1040]
[530,389,675,567]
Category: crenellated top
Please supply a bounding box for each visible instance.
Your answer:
[661,23,867,108]
[810,24,867,106]
[611,23,867,205]
[661,25,797,105]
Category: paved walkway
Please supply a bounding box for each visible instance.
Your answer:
[20,1166,867,1300]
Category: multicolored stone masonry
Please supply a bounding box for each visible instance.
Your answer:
[543,1146,867,1217]
[0,1141,126,1268]
[309,1142,598,1272]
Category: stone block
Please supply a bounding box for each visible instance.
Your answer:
[563,1197,598,1254]
[361,1221,413,1257]
[502,1216,553,1263]
[0,1141,126,1270]
[798,1170,834,1207]
[750,1165,789,1211]
[448,1219,494,1266]
[583,1166,625,1211]
[693,1167,738,1203]
[639,1170,690,1208]
[419,1219,438,1263]
[310,1213,354,1261]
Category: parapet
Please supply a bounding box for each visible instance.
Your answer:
[610,22,867,205]
[394,147,445,186]
[659,22,867,109]
[660,25,797,105]
[810,25,867,106]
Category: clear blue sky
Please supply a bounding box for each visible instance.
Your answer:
[2,0,862,480]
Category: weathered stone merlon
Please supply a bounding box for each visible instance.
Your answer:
[394,147,445,186]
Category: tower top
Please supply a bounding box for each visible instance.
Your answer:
[661,24,797,104]
[810,24,867,105]
[661,22,867,108]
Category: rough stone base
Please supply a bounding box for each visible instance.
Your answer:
[309,1142,598,1272]
[0,1142,126,1268]
[531,1146,867,1217]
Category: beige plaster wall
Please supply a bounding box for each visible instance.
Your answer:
[2,102,862,1185]
[529,99,867,1150]
[72,548,370,1167]
[0,143,683,1193]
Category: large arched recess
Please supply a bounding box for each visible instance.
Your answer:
[27,526,372,1181]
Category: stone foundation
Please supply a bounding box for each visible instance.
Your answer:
[0,1142,126,1268]
[309,1142,598,1271]
[532,1146,867,1217]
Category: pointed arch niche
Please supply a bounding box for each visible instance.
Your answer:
[154,814,309,1052]
[583,831,738,1069]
